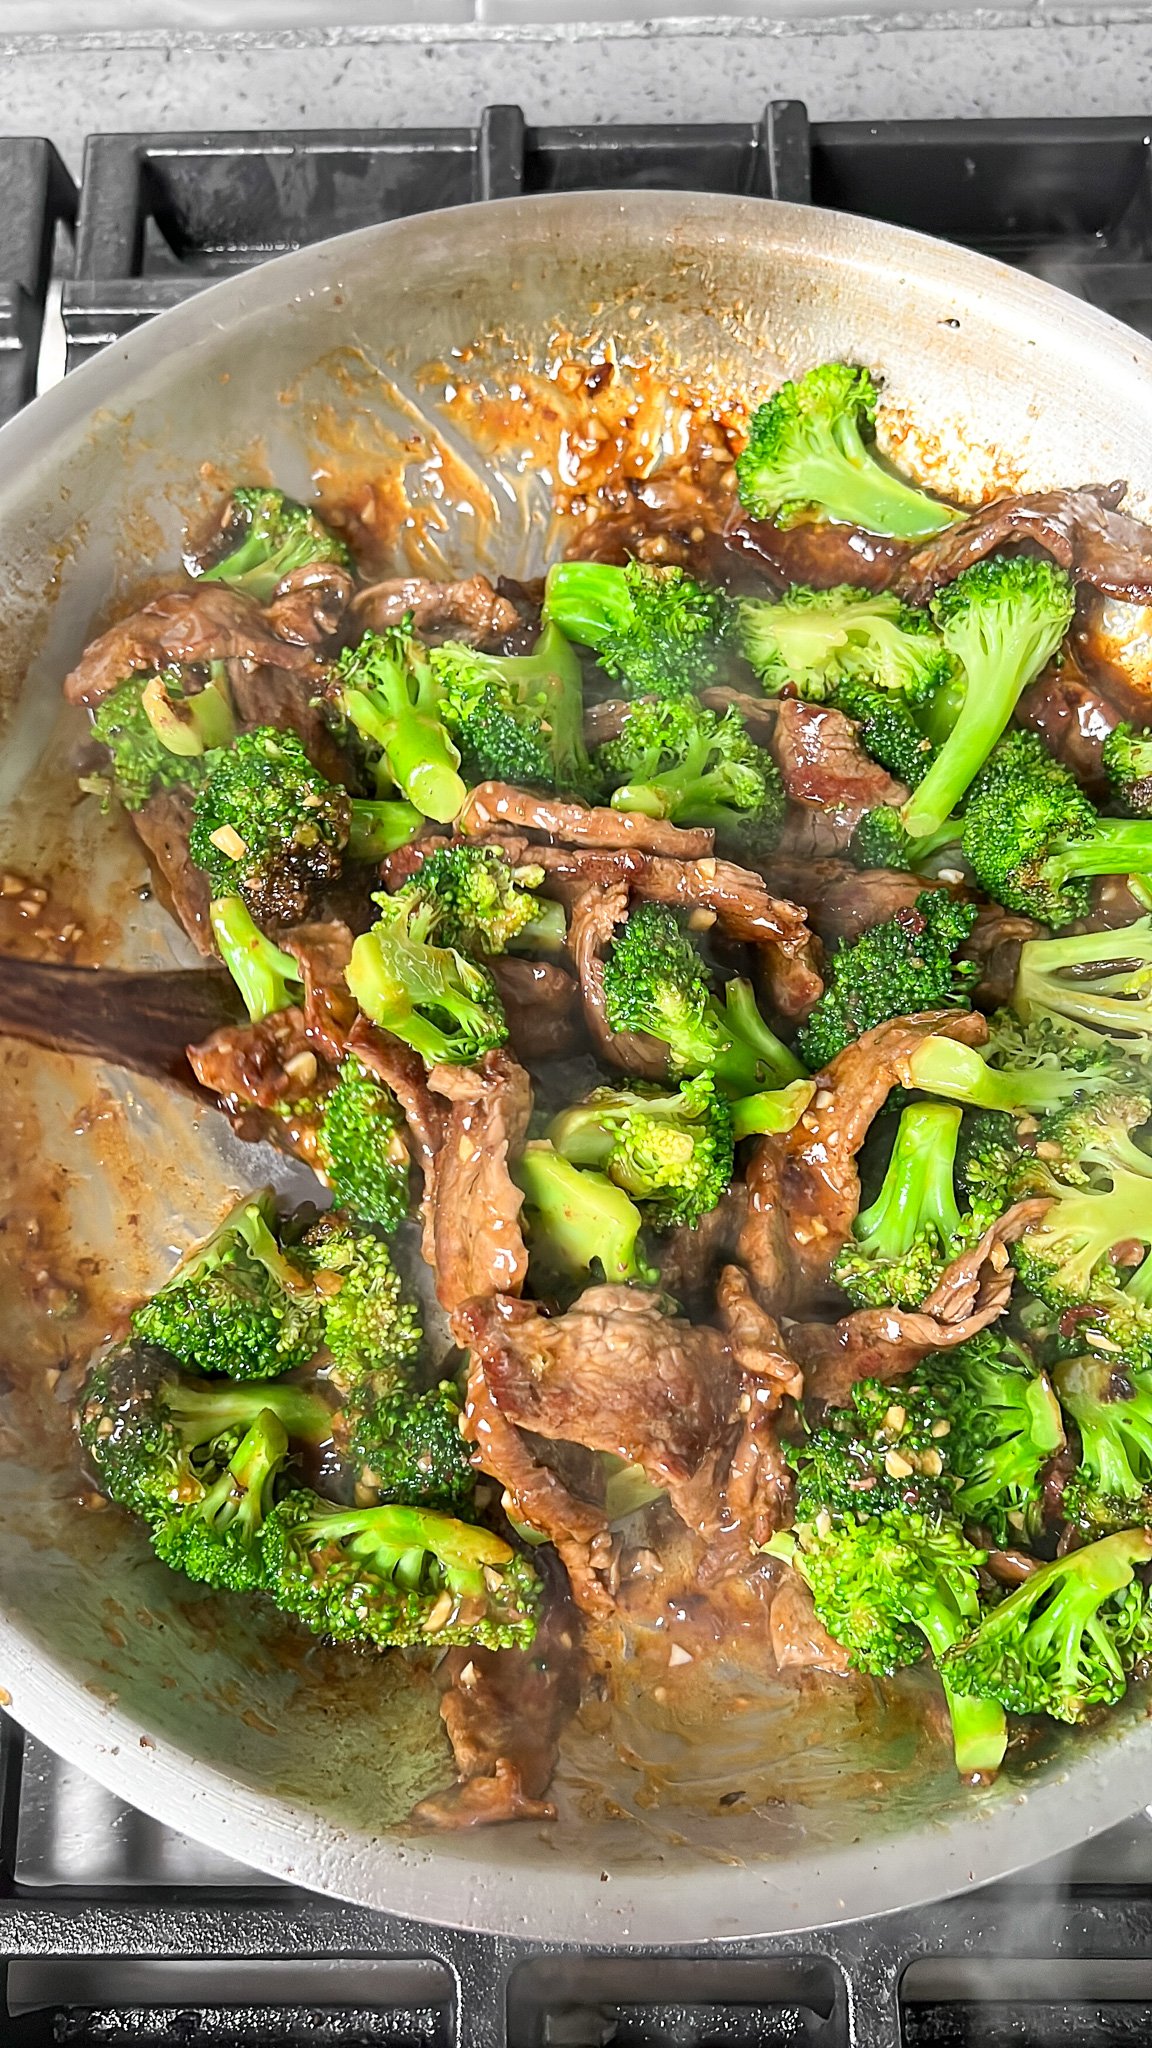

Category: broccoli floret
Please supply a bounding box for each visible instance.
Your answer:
[832,1101,990,1310]
[963,728,1152,927]
[196,486,350,604]
[906,1014,1142,1118]
[848,807,961,873]
[345,891,507,1068]
[327,623,465,824]
[77,1343,331,1524]
[1061,1470,1152,1538]
[734,365,960,540]
[740,584,953,705]
[346,799,423,862]
[150,1409,288,1593]
[314,1056,410,1234]
[929,1332,1065,1546]
[84,666,235,813]
[209,895,303,1024]
[394,843,566,958]
[1103,724,1152,819]
[788,1377,955,1524]
[189,726,351,927]
[898,558,1076,846]
[299,1213,422,1395]
[593,698,784,854]
[432,623,589,792]
[1014,918,1152,1053]
[131,1191,324,1382]
[516,1141,657,1288]
[543,559,733,699]
[547,1072,735,1230]
[601,902,806,1096]
[833,675,938,789]
[260,1493,541,1650]
[1053,1354,1152,1502]
[796,890,978,1071]
[773,1505,1006,1773]
[942,1528,1152,1723]
[1010,1091,1152,1368]
[345,1382,473,1511]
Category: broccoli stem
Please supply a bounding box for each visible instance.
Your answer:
[323,1501,514,1590]
[542,561,634,648]
[784,453,957,541]
[902,678,1029,842]
[1015,920,1152,1044]
[346,799,423,861]
[942,1680,1009,1775]
[712,979,807,1094]
[209,896,302,1023]
[171,1374,332,1446]
[1048,818,1152,885]
[141,668,235,757]
[516,1142,656,1286]
[731,1077,817,1140]
[907,1034,1090,1115]
[341,682,464,824]
[511,897,568,956]
[854,1102,964,1260]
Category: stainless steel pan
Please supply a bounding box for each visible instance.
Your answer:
[2,191,1152,1945]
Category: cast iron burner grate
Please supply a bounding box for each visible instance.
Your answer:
[6,99,1152,2046]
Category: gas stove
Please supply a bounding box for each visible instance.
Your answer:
[5,104,1152,2046]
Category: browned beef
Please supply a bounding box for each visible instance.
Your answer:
[350,573,519,644]
[63,586,319,706]
[131,788,212,955]
[459,782,715,860]
[716,1264,803,1405]
[737,1010,989,1316]
[568,881,668,1080]
[897,481,1152,606]
[487,956,583,1061]
[427,1050,531,1317]
[698,687,779,741]
[724,509,910,592]
[263,561,354,645]
[187,1006,319,1111]
[281,920,357,1065]
[771,701,909,858]
[413,1585,584,1828]
[1016,657,1121,799]
[635,852,821,1018]
[659,1185,750,1309]
[226,661,354,786]
[962,904,1045,1012]
[765,857,938,947]
[565,471,733,579]
[583,698,631,749]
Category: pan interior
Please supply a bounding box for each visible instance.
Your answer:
[1,192,1152,1940]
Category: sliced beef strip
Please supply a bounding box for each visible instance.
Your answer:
[690,1269,800,1584]
[263,561,354,645]
[281,920,357,1065]
[426,1050,532,1317]
[723,509,910,593]
[896,481,1152,607]
[565,471,734,581]
[698,687,779,742]
[962,904,1045,1012]
[458,782,715,860]
[659,1184,750,1310]
[131,788,212,956]
[737,1010,989,1318]
[568,881,668,1080]
[187,1005,320,1112]
[412,1580,584,1829]
[635,853,822,1019]
[350,573,520,645]
[770,700,910,860]
[1015,655,1121,801]
[226,661,354,787]
[788,1199,1047,1406]
[487,955,584,1062]
[765,857,940,948]
[716,1264,804,1406]
[64,586,319,707]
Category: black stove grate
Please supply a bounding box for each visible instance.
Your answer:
[7,98,1152,2046]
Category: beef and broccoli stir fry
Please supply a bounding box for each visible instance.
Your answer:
[64,360,1152,1822]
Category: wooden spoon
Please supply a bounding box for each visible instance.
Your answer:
[0,957,241,1087]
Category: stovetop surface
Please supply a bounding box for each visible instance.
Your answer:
[5,100,1152,2047]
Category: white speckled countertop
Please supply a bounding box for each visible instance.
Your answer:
[0,13,1150,178]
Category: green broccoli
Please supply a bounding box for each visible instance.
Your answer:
[543,558,733,698]
[848,808,960,873]
[209,895,303,1024]
[84,666,235,813]
[346,799,423,862]
[905,1014,1143,1118]
[515,1140,658,1288]
[962,728,1152,927]
[601,902,806,1096]
[796,890,978,1072]
[431,622,589,793]
[734,365,960,540]
[730,1076,817,1140]
[344,1382,473,1512]
[196,486,350,603]
[942,1528,1152,1723]
[832,674,938,789]
[1053,1354,1152,1504]
[131,1190,324,1381]
[393,843,567,957]
[832,1101,991,1310]
[898,557,1075,845]
[1060,1471,1152,1539]
[739,583,953,705]
[189,726,351,927]
[314,1056,411,1234]
[1103,724,1152,818]
[771,1506,1006,1774]
[327,623,465,824]
[1010,1091,1152,1370]
[260,1493,541,1650]
[788,1377,954,1526]
[299,1213,422,1394]
[1013,918,1152,1054]
[345,891,507,1068]
[150,1409,288,1593]
[547,1072,734,1230]
[593,697,784,854]
[929,1333,1065,1546]
[77,1343,331,1524]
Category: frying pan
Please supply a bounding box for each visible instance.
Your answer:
[2,190,1152,1945]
